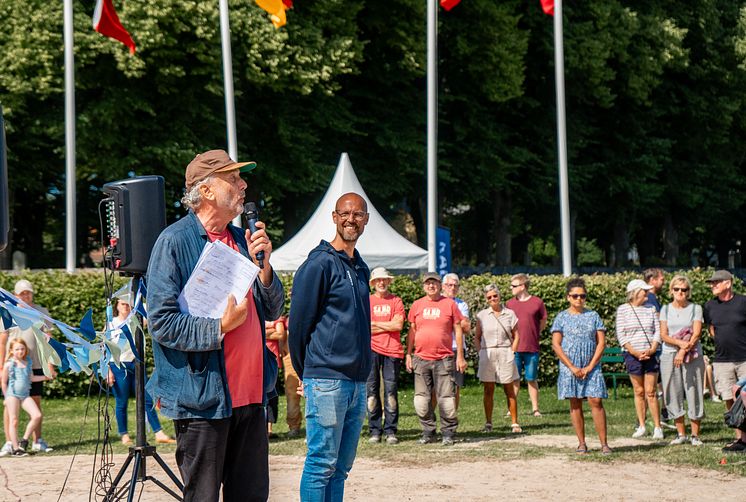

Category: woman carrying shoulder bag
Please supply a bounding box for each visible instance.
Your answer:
[660,275,706,446]
[616,279,663,440]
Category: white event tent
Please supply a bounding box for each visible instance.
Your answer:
[271,153,428,272]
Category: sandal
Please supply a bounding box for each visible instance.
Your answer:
[575,443,588,454]
[601,444,613,456]
[533,410,542,418]
[511,423,523,434]
[481,423,493,433]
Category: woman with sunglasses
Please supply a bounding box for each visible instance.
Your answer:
[616,279,663,440]
[475,284,521,434]
[551,278,611,454]
[659,275,705,446]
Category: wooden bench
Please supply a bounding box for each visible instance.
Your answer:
[601,346,628,400]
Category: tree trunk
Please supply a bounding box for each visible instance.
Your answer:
[662,214,679,266]
[493,190,511,266]
[613,219,630,267]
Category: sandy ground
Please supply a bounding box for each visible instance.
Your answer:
[0,435,745,501]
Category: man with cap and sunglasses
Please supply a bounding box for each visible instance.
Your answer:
[146,149,284,501]
[406,272,467,446]
[366,267,405,445]
[703,270,746,452]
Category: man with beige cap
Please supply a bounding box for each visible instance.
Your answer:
[703,270,746,452]
[366,267,405,445]
[0,279,55,456]
[146,149,284,501]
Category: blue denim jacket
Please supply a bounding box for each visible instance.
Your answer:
[145,211,284,420]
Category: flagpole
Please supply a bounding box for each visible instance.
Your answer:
[426,0,438,272]
[554,0,571,276]
[219,0,242,227]
[64,0,77,273]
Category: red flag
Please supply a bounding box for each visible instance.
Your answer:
[92,0,136,54]
[540,0,554,16]
[440,0,461,11]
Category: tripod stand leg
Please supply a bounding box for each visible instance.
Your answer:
[147,476,184,500]
[104,452,135,501]
[127,452,142,502]
[152,450,185,490]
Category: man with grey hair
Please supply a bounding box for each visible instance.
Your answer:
[703,270,746,452]
[441,273,471,409]
[147,149,284,501]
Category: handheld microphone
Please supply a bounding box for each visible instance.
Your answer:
[243,202,265,269]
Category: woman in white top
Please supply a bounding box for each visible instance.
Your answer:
[659,275,705,446]
[615,279,663,440]
[475,284,521,434]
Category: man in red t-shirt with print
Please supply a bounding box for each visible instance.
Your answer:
[405,272,467,445]
[366,267,405,445]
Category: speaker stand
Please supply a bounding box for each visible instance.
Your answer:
[103,274,183,502]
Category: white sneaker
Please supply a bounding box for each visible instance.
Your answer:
[652,427,664,440]
[712,395,722,403]
[0,442,12,457]
[669,435,688,445]
[32,438,53,453]
[690,436,703,447]
[632,426,646,438]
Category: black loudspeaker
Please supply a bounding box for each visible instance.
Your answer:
[102,176,166,274]
[0,106,8,253]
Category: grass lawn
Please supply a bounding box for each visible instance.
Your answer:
[20,382,746,476]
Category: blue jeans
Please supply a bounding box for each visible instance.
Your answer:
[300,378,366,502]
[365,353,400,436]
[110,362,162,435]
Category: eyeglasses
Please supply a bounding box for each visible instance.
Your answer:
[672,287,689,293]
[569,294,587,300]
[510,283,523,288]
[485,294,499,300]
[443,283,459,288]
[334,210,367,221]
[709,281,723,288]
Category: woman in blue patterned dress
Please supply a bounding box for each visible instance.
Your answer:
[551,278,611,455]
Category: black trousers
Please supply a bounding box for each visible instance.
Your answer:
[173,405,268,502]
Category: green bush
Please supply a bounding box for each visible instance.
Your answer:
[1,268,735,396]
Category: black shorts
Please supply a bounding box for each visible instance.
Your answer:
[30,368,44,397]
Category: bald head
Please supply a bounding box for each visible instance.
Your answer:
[336,193,367,213]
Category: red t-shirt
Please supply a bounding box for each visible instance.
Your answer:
[370,294,405,358]
[505,296,547,353]
[408,296,464,360]
[206,228,263,407]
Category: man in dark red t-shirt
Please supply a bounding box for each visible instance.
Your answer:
[506,273,547,417]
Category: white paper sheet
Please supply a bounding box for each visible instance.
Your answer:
[177,240,260,318]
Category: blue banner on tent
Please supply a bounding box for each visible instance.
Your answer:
[437,226,452,276]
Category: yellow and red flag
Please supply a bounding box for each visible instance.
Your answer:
[255,0,293,29]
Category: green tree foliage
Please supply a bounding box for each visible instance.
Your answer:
[1,1,746,268]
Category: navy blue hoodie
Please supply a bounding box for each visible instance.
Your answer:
[289,240,372,382]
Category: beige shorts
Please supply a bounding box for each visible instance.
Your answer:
[713,360,746,400]
[477,347,519,384]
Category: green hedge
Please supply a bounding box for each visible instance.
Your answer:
[1,269,736,397]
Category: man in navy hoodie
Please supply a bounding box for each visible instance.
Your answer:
[289,192,372,502]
